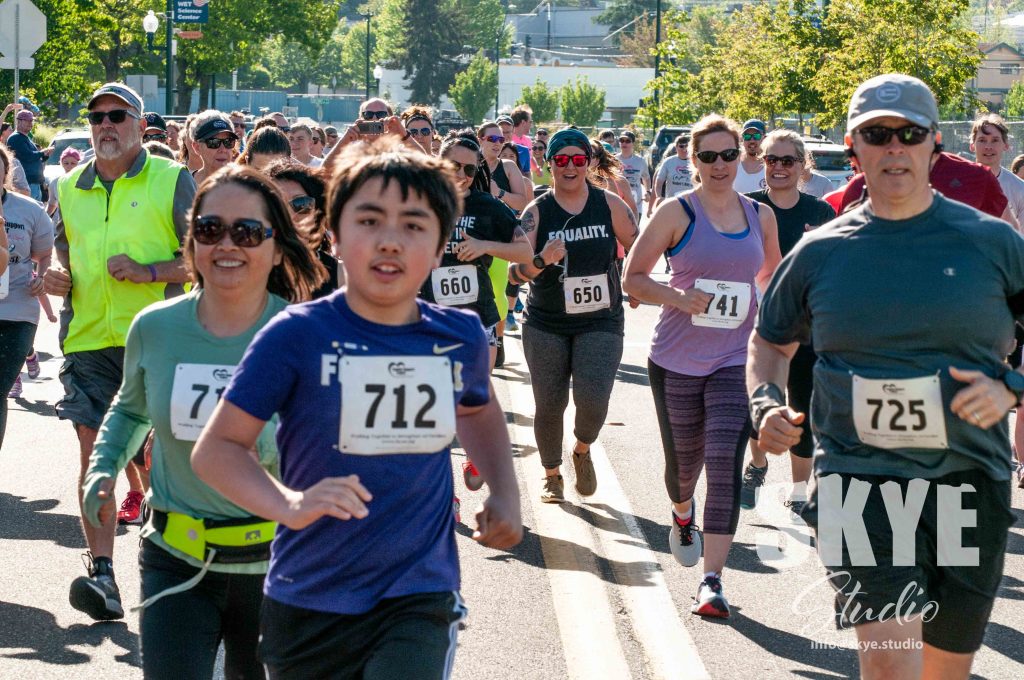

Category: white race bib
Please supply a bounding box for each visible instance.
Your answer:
[563,274,610,314]
[692,278,751,329]
[430,265,478,305]
[170,363,235,441]
[852,375,947,449]
[339,355,456,455]
[0,268,8,300]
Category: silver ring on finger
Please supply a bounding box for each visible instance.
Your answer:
[971,410,981,423]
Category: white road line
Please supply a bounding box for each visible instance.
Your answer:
[501,335,709,680]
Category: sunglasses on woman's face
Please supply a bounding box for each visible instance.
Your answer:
[695,148,741,164]
[551,154,589,168]
[192,215,274,247]
[452,162,478,179]
[763,155,804,168]
[407,126,432,137]
[532,145,546,152]
[483,134,505,144]
[202,137,236,150]
[289,195,316,215]
[362,110,388,120]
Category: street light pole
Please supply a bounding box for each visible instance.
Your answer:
[653,0,661,130]
[165,0,174,114]
[363,14,372,100]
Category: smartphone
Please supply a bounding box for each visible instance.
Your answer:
[356,120,384,135]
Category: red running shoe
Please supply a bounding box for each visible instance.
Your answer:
[117,491,145,525]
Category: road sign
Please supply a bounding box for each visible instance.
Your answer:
[174,0,209,24]
[177,30,203,39]
[0,0,47,69]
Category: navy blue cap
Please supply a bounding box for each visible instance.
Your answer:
[742,119,766,134]
[194,117,238,141]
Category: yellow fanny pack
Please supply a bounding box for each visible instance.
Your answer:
[151,509,276,564]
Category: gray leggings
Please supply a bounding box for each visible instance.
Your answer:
[522,324,623,469]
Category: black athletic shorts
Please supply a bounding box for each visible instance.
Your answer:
[259,591,468,680]
[55,347,125,430]
[801,468,1014,653]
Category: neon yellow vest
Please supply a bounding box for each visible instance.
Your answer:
[57,154,183,353]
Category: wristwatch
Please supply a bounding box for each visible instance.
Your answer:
[532,255,546,270]
[1001,370,1024,404]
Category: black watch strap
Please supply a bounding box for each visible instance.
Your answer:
[532,255,546,270]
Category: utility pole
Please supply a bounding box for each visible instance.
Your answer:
[363,14,372,100]
[165,0,174,114]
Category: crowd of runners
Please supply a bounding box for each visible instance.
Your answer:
[1,71,1023,680]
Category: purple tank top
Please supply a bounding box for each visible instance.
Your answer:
[649,192,764,377]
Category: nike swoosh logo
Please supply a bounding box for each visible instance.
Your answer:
[433,343,464,354]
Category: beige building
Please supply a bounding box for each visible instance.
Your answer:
[972,42,1024,108]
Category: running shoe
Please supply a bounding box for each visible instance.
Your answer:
[69,553,124,621]
[8,375,21,399]
[463,460,484,491]
[669,507,703,567]
[784,499,806,516]
[25,353,40,379]
[572,450,597,496]
[1016,460,1024,489]
[514,297,524,314]
[541,474,565,503]
[494,337,505,368]
[506,312,520,333]
[117,490,145,525]
[453,496,461,524]
[739,462,767,510]
[691,574,729,618]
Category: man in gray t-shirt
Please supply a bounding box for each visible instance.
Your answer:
[749,73,1024,675]
[615,131,648,212]
[970,113,1024,231]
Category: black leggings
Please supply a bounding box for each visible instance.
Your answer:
[522,324,623,469]
[139,539,264,680]
[0,320,37,449]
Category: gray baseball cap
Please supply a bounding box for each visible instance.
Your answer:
[88,82,144,114]
[847,73,939,132]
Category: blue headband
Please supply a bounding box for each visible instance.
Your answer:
[546,129,592,160]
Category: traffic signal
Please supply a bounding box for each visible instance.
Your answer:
[510,43,518,57]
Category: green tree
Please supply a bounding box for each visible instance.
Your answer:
[340,23,379,90]
[560,77,606,128]
[597,0,668,42]
[617,13,657,68]
[450,52,497,124]
[517,79,560,123]
[1005,81,1024,118]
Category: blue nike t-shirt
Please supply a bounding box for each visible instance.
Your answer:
[224,290,491,615]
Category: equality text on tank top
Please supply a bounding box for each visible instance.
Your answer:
[650,191,764,377]
[419,190,516,326]
[526,184,624,334]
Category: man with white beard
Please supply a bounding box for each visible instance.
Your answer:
[42,82,195,621]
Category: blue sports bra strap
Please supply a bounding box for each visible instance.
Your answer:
[677,195,696,223]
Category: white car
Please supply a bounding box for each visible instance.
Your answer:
[803,137,853,191]
[43,129,92,186]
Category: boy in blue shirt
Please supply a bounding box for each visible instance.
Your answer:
[192,142,522,679]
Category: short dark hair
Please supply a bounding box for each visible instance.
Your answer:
[185,165,326,302]
[972,114,1009,144]
[1012,154,1024,175]
[440,128,489,193]
[326,139,462,251]
[144,141,176,160]
[238,126,291,164]
[511,105,532,127]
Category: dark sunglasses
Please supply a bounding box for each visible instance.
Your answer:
[453,162,478,179]
[532,145,546,151]
[233,122,245,129]
[407,126,432,137]
[676,143,688,148]
[192,215,274,247]
[695,148,741,164]
[552,154,589,168]
[857,125,931,146]
[362,110,388,120]
[278,126,291,133]
[742,132,764,141]
[289,195,316,215]
[483,134,505,144]
[87,109,140,125]
[202,137,237,150]
[143,133,167,142]
[764,155,804,168]
[326,133,339,139]
[619,138,632,144]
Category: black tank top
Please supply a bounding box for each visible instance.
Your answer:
[526,185,623,335]
[491,160,511,193]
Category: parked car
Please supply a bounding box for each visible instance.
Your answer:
[803,137,854,190]
[43,129,92,185]
[647,125,691,173]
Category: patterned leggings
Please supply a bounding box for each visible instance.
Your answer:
[648,360,751,535]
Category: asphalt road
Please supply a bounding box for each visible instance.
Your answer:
[2,295,1023,679]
